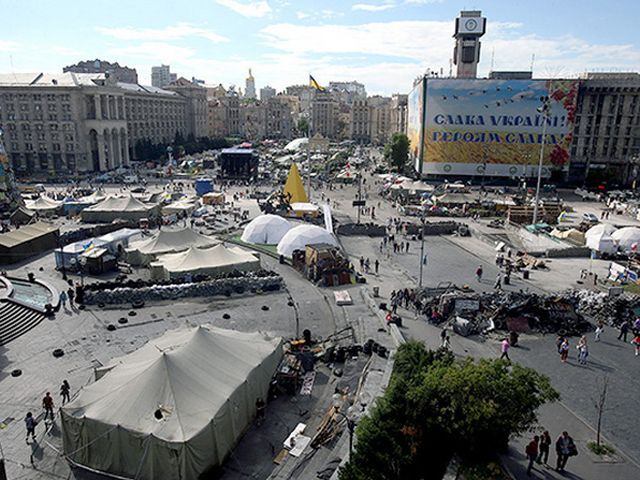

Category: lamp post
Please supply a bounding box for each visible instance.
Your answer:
[532,95,551,225]
[418,213,426,288]
[332,396,358,457]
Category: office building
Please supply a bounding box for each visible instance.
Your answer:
[260,86,276,102]
[151,65,177,88]
[63,59,138,84]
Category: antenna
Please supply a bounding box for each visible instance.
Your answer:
[449,58,453,77]
[530,54,535,73]
[490,48,495,71]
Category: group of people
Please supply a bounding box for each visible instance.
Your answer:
[24,380,71,443]
[525,430,577,475]
[358,256,379,275]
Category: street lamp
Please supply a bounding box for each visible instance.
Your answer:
[418,212,427,288]
[532,95,551,225]
[332,395,358,457]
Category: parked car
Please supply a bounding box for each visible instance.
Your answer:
[582,212,599,224]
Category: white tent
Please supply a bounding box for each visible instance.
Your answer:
[611,227,640,252]
[284,137,308,152]
[241,214,291,245]
[126,227,218,265]
[585,223,617,238]
[586,231,617,254]
[277,224,338,258]
[24,196,61,213]
[81,195,159,223]
[161,200,198,216]
[151,244,260,280]
[94,228,141,255]
[61,325,283,480]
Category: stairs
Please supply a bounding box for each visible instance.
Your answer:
[0,299,45,346]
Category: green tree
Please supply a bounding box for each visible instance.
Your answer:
[384,133,410,171]
[297,117,309,136]
[339,342,559,480]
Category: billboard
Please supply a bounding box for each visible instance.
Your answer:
[406,79,425,170]
[419,78,579,177]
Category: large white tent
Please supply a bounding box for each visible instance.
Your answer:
[284,137,308,152]
[586,231,617,254]
[277,224,338,258]
[126,228,218,265]
[241,214,291,245]
[585,223,617,238]
[150,244,260,280]
[61,325,283,480]
[611,227,640,252]
[24,196,61,214]
[81,195,160,223]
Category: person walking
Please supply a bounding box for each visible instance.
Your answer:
[595,321,604,342]
[440,328,448,348]
[374,259,379,275]
[60,380,71,405]
[632,333,640,356]
[67,286,75,307]
[576,335,589,365]
[405,241,410,253]
[494,273,502,290]
[59,290,67,309]
[525,435,539,476]
[475,265,483,282]
[42,392,55,421]
[555,431,576,472]
[255,397,266,425]
[25,412,37,443]
[618,319,629,342]
[500,338,511,362]
[537,430,551,465]
[559,338,570,363]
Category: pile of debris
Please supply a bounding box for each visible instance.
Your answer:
[562,289,640,327]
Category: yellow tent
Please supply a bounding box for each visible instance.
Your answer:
[283,163,308,204]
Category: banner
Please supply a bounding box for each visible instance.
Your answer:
[407,79,425,168]
[420,78,579,177]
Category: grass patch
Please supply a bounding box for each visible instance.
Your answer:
[622,282,640,294]
[459,461,510,480]
[587,441,616,456]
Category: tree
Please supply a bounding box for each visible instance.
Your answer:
[339,342,559,480]
[297,117,309,136]
[384,133,410,171]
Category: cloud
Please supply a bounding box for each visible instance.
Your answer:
[96,23,228,44]
[108,42,196,63]
[0,40,18,51]
[296,11,309,19]
[352,3,395,12]
[216,0,272,18]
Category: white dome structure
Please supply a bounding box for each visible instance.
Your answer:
[241,214,292,245]
[611,227,640,252]
[276,224,338,258]
[585,223,617,238]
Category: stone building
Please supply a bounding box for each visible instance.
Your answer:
[151,65,177,88]
[63,59,138,84]
[265,96,293,139]
[391,93,408,136]
[167,78,208,139]
[0,72,200,174]
[260,86,276,102]
[350,99,370,144]
[310,91,339,139]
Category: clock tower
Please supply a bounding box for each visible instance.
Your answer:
[453,11,486,79]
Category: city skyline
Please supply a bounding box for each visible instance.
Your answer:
[1,0,640,95]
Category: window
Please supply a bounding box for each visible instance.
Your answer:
[35,124,43,131]
[23,133,32,140]
[62,104,71,112]
[19,103,28,111]
[51,133,59,141]
[50,123,58,130]
[25,142,33,151]
[62,113,72,121]
[52,143,61,151]
[39,143,47,151]
[37,132,46,140]
[48,104,57,112]
[6,103,14,111]
[66,143,74,152]
[11,142,18,150]
[64,133,74,141]
[33,94,41,101]
[34,104,41,111]
[48,114,57,120]
[19,113,29,121]
[7,113,15,120]
[21,123,31,131]
[46,94,55,101]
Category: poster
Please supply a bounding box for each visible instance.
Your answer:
[420,78,579,177]
[406,79,425,169]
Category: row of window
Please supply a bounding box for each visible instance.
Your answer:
[9,142,77,152]
[1,112,73,121]
[1,93,71,102]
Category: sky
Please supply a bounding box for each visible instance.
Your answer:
[1,0,640,96]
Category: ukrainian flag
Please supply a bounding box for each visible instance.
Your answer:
[309,75,325,91]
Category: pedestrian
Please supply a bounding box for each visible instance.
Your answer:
[59,290,67,308]
[405,241,410,253]
[440,327,447,347]
[525,435,539,476]
[576,335,589,365]
[537,430,551,465]
[632,334,640,356]
[60,380,70,405]
[442,335,451,350]
[67,287,75,306]
[25,412,37,443]
[494,273,502,290]
[475,265,483,282]
[364,258,370,273]
[374,259,379,275]
[618,319,629,342]
[500,338,511,362]
[255,397,266,425]
[42,392,54,421]
[633,317,640,335]
[359,256,364,270]
[555,431,576,472]
[379,242,383,253]
[559,338,570,363]
[595,321,604,342]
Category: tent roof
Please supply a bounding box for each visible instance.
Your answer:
[585,223,617,238]
[85,195,155,212]
[96,228,140,244]
[25,196,61,210]
[62,326,282,442]
[0,222,58,248]
[127,227,217,255]
[153,244,258,273]
[277,224,338,257]
[283,163,308,204]
[283,137,308,152]
[241,214,291,245]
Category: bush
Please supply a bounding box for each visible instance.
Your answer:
[587,442,615,456]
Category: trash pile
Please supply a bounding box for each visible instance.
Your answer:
[562,289,640,327]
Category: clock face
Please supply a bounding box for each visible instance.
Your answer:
[464,19,478,31]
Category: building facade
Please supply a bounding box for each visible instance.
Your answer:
[0,72,205,174]
[260,86,276,102]
[151,65,177,88]
[350,99,370,144]
[63,59,138,84]
[167,78,208,139]
[391,93,408,136]
[244,69,256,100]
[311,91,339,139]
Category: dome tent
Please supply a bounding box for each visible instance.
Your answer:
[276,224,338,258]
[611,227,640,252]
[585,223,617,239]
[61,325,283,480]
[586,231,617,254]
[241,214,291,245]
[126,227,218,265]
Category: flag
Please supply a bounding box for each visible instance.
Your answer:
[309,75,325,91]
